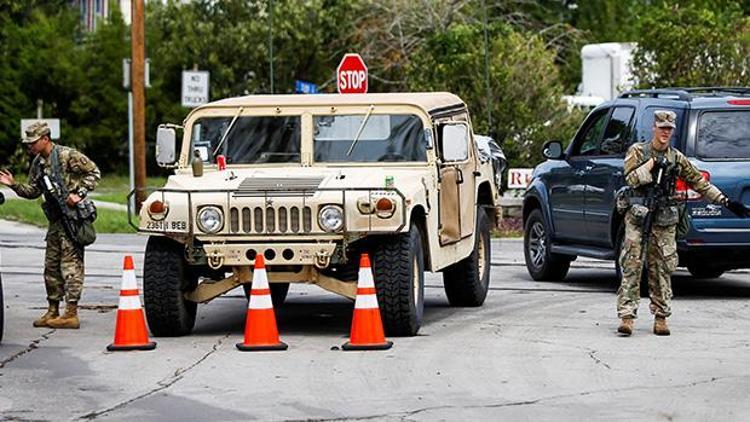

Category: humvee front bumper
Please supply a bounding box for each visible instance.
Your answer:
[202,242,338,269]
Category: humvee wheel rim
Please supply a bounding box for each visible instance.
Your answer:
[529,221,546,268]
[478,229,487,277]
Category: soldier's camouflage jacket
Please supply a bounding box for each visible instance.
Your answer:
[11,145,101,211]
[624,142,725,226]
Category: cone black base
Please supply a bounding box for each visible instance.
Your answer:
[236,341,288,351]
[107,342,157,352]
[342,341,393,351]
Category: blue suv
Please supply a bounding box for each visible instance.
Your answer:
[523,88,750,281]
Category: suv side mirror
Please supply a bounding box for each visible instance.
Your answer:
[156,126,177,167]
[542,140,564,160]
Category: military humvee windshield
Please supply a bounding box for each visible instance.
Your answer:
[313,114,426,163]
[191,116,301,164]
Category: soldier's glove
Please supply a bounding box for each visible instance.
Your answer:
[725,200,750,218]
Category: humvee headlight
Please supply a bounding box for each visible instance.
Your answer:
[318,205,344,232]
[197,206,223,234]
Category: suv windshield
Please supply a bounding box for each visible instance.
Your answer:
[313,114,426,163]
[191,116,301,164]
[697,111,750,160]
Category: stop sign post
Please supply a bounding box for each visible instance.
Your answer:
[337,53,368,94]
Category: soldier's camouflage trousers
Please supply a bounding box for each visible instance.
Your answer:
[44,220,84,303]
[617,212,677,319]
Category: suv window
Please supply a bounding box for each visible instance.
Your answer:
[697,110,750,160]
[599,107,634,155]
[636,106,685,146]
[572,109,608,156]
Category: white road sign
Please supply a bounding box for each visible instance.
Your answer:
[21,119,60,140]
[182,70,210,108]
[507,168,534,189]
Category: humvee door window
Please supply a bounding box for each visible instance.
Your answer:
[314,114,426,162]
[439,124,469,162]
[192,116,301,164]
[697,111,750,160]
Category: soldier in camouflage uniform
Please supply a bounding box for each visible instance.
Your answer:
[0,121,100,329]
[617,110,749,336]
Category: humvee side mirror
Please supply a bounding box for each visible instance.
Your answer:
[423,128,434,149]
[542,140,564,160]
[156,126,177,167]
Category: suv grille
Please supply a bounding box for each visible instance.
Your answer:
[229,206,313,234]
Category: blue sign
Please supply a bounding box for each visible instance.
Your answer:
[295,80,318,94]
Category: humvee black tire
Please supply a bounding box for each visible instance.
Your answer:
[143,236,198,337]
[687,264,725,279]
[524,209,571,281]
[443,210,491,306]
[373,224,424,337]
[243,282,290,307]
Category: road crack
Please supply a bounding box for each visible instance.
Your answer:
[0,330,55,369]
[291,376,736,421]
[587,350,612,370]
[78,333,229,420]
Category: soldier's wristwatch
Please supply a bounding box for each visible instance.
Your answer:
[76,188,88,198]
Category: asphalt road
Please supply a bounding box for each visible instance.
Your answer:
[1,220,750,421]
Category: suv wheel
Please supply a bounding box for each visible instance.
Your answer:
[443,210,491,306]
[143,236,198,337]
[687,264,725,279]
[373,224,424,336]
[243,282,290,307]
[524,209,571,281]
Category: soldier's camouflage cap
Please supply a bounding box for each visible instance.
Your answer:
[654,110,677,129]
[22,121,51,144]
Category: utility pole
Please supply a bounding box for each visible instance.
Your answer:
[132,0,146,211]
[481,0,493,135]
[269,0,274,94]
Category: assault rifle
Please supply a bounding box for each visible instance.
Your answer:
[41,174,97,247]
[639,157,674,269]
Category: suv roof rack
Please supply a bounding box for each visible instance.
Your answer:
[620,87,750,101]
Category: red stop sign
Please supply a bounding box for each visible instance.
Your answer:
[337,53,368,94]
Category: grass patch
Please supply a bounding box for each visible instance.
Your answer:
[0,198,135,233]
[93,175,168,205]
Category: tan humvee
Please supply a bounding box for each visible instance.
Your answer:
[135,92,502,337]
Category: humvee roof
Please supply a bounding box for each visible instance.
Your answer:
[193,92,466,117]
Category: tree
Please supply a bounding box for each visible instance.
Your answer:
[632,2,750,88]
[406,23,582,167]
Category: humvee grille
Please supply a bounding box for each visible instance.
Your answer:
[229,205,314,234]
[234,177,324,197]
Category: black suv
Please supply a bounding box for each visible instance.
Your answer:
[523,88,750,281]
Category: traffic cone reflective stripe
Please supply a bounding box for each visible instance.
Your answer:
[343,253,393,351]
[107,256,156,351]
[236,255,288,351]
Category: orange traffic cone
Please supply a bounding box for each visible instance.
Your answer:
[107,256,156,351]
[342,253,393,351]
[236,255,288,351]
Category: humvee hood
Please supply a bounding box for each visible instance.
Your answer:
[165,167,430,193]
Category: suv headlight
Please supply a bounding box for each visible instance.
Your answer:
[318,205,344,232]
[197,206,223,234]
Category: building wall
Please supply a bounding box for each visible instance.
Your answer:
[77,0,131,31]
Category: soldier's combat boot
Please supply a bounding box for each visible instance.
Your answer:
[47,303,80,329]
[653,316,670,336]
[617,318,634,336]
[33,301,60,327]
